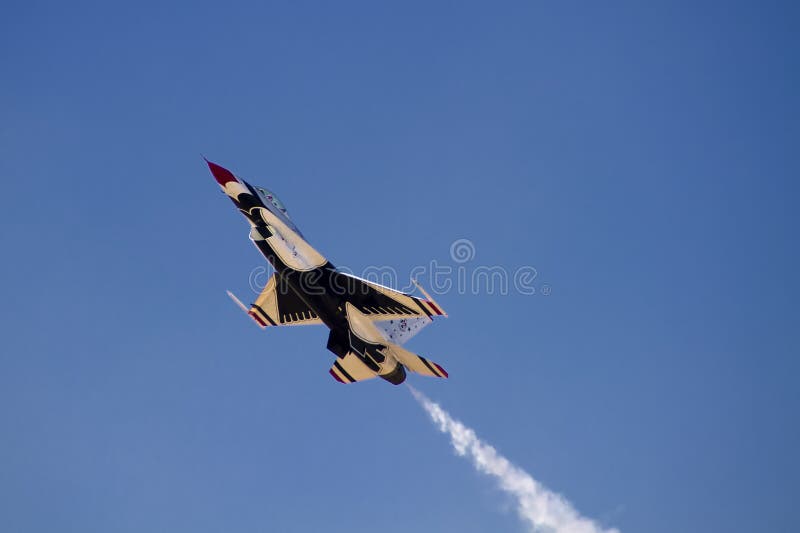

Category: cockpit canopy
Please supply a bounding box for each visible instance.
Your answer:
[252,185,304,236]
[255,186,291,219]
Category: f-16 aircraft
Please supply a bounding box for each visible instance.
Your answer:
[207,159,449,385]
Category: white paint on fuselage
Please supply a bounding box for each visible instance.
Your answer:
[256,207,327,271]
[345,302,400,376]
[223,181,250,198]
[345,302,386,344]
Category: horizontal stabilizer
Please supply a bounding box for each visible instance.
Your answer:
[390,344,448,379]
[329,353,378,384]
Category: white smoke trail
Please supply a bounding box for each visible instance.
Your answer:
[409,386,619,533]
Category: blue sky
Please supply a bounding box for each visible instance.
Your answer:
[1,1,798,532]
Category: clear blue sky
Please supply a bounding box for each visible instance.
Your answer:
[1,1,798,532]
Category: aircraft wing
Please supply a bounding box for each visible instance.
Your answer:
[243,273,325,328]
[331,272,447,322]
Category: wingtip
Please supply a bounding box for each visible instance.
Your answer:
[411,278,448,317]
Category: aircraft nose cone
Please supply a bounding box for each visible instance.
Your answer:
[205,159,238,186]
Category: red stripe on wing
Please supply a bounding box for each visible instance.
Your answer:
[426,300,444,315]
[248,310,267,327]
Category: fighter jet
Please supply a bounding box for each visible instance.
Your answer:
[207,159,448,385]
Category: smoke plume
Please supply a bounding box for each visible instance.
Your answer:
[409,386,619,533]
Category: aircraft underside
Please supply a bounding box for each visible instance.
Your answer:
[208,159,449,385]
